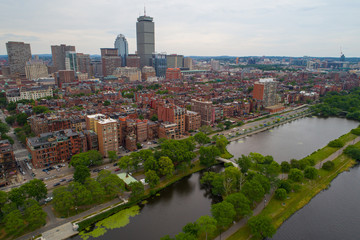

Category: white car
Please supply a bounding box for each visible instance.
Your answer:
[45,197,53,202]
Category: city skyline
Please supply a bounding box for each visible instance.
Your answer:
[1,0,359,57]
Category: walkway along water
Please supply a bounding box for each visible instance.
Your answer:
[214,136,360,240]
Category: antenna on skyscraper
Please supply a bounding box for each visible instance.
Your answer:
[144,5,146,16]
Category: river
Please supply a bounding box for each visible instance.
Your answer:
[72,117,358,240]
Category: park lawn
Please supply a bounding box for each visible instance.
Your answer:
[221,149,234,159]
[307,132,356,164]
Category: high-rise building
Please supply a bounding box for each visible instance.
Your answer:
[114,34,128,67]
[54,70,76,88]
[166,68,182,80]
[126,54,141,68]
[167,54,183,68]
[77,53,91,75]
[51,44,76,71]
[96,118,118,157]
[101,48,122,77]
[25,59,48,80]
[191,99,215,126]
[158,102,186,137]
[65,51,78,71]
[152,53,167,77]
[183,57,193,70]
[6,41,32,75]
[253,78,278,107]
[136,14,155,68]
[210,59,220,71]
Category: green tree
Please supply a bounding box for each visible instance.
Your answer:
[217,123,224,131]
[327,139,344,148]
[248,215,276,238]
[16,113,28,126]
[103,100,111,106]
[24,199,46,229]
[158,156,174,178]
[289,168,304,182]
[87,150,103,166]
[32,105,49,114]
[5,115,16,126]
[53,187,74,216]
[8,187,26,207]
[23,179,47,201]
[224,192,252,218]
[211,174,225,196]
[280,161,291,173]
[151,114,158,121]
[70,152,90,167]
[277,180,292,193]
[252,174,271,193]
[118,155,133,173]
[224,121,232,130]
[199,125,212,134]
[145,170,160,188]
[275,188,287,200]
[175,232,197,240]
[322,161,335,171]
[194,132,210,145]
[216,135,229,154]
[144,156,158,172]
[196,215,217,240]
[199,146,220,167]
[200,171,217,187]
[249,152,265,165]
[0,122,10,134]
[73,165,90,184]
[223,166,242,195]
[129,181,145,201]
[236,154,252,174]
[84,178,105,204]
[304,166,318,180]
[182,222,199,237]
[0,190,8,209]
[242,180,265,204]
[4,210,25,235]
[108,150,118,163]
[68,182,92,207]
[211,201,236,229]
[97,170,125,197]
[261,161,281,181]
[6,102,17,111]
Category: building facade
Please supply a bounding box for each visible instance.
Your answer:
[152,53,167,78]
[136,15,155,68]
[96,118,118,157]
[65,51,78,71]
[167,54,184,68]
[114,34,128,67]
[25,59,48,80]
[191,99,215,126]
[51,44,76,71]
[6,86,53,102]
[166,68,182,80]
[185,111,201,132]
[6,41,32,75]
[0,140,16,181]
[101,48,122,77]
[253,78,278,107]
[27,129,87,168]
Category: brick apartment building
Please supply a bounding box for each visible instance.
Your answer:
[191,99,215,126]
[0,140,16,180]
[185,111,201,132]
[29,114,71,136]
[253,78,278,107]
[166,68,182,80]
[158,102,186,138]
[159,122,177,139]
[27,129,87,168]
[96,118,118,157]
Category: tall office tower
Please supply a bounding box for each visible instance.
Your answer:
[167,54,184,68]
[114,34,128,67]
[210,59,220,71]
[25,59,48,80]
[6,41,32,75]
[183,57,193,70]
[51,44,76,71]
[77,53,91,75]
[253,78,278,107]
[136,14,155,68]
[152,53,167,77]
[101,48,121,77]
[65,51,78,71]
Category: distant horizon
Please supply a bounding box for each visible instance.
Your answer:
[1,0,359,57]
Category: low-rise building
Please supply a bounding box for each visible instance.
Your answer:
[0,140,16,180]
[6,86,53,102]
[185,111,201,132]
[27,129,87,168]
[159,122,177,140]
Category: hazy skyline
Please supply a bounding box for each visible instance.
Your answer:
[1,0,359,57]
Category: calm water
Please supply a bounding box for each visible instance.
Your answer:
[72,117,358,240]
[272,165,360,240]
[227,117,358,163]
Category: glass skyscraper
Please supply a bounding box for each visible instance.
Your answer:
[114,34,128,67]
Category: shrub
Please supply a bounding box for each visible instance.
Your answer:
[327,139,344,148]
[277,180,292,193]
[322,161,335,171]
[275,188,287,200]
[351,128,360,136]
[292,183,302,192]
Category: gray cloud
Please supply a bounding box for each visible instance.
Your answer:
[0,0,359,57]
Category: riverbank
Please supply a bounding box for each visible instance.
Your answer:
[227,134,360,240]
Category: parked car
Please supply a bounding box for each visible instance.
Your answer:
[113,163,118,166]
[67,178,73,182]
[60,178,66,182]
[45,197,53,202]
[53,183,60,187]
[114,168,121,172]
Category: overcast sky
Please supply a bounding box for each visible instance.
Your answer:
[1,0,359,57]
